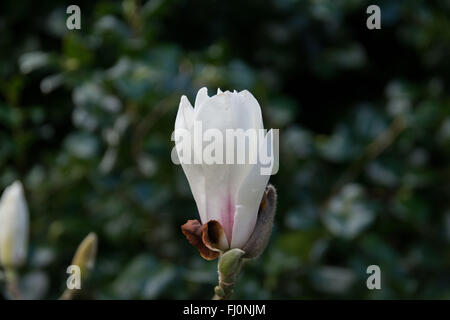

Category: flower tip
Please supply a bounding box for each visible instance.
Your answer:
[5,181,24,198]
[195,87,210,109]
[197,87,209,97]
[72,232,98,272]
[85,232,98,245]
[179,95,191,109]
[177,95,195,129]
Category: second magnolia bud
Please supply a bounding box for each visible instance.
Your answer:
[0,181,29,269]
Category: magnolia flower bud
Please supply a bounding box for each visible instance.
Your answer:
[60,232,98,300]
[0,181,29,269]
[71,232,98,276]
[176,88,277,259]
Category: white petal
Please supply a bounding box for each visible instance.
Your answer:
[175,95,194,130]
[230,130,273,248]
[182,163,207,224]
[238,90,264,130]
[175,96,207,223]
[181,96,194,128]
[217,88,223,94]
[201,166,233,245]
[194,87,209,109]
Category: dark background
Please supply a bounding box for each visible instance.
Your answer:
[1,0,450,299]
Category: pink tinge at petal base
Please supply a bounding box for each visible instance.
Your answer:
[220,193,235,246]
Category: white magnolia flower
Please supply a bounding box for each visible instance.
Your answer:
[0,181,29,268]
[175,88,276,255]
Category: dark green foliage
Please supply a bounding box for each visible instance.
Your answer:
[0,0,449,299]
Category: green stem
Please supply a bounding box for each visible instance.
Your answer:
[212,249,245,300]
